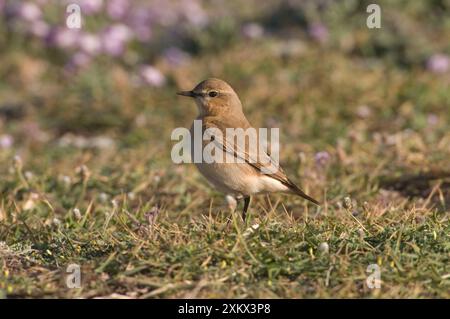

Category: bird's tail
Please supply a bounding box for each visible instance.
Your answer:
[285,179,320,206]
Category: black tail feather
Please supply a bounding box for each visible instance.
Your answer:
[284,179,320,206]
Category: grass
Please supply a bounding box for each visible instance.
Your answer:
[0,34,449,298]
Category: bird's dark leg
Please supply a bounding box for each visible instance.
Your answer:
[242,196,251,221]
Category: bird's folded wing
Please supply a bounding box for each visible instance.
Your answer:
[204,122,319,205]
[205,123,292,186]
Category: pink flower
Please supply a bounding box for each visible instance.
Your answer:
[18,2,42,22]
[149,5,177,27]
[71,51,91,67]
[163,47,190,66]
[0,134,13,149]
[47,27,79,49]
[138,65,166,87]
[128,9,153,42]
[144,206,160,227]
[242,23,264,39]
[107,0,129,20]
[102,24,133,56]
[30,20,50,38]
[426,54,450,74]
[427,114,439,126]
[78,33,102,55]
[65,52,92,73]
[22,121,49,142]
[181,0,208,27]
[356,105,372,119]
[76,0,103,15]
[308,23,329,43]
[314,151,331,166]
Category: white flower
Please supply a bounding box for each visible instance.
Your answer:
[138,65,166,87]
[79,33,102,55]
[243,224,260,238]
[73,208,82,220]
[24,171,34,180]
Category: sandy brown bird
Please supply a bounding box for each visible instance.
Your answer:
[177,78,319,220]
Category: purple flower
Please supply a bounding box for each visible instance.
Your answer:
[0,134,13,149]
[18,2,42,22]
[144,206,160,227]
[426,54,450,74]
[307,23,329,43]
[314,151,331,166]
[102,24,133,56]
[47,27,80,49]
[427,114,439,126]
[181,0,208,27]
[133,25,152,42]
[76,0,103,15]
[138,65,166,87]
[149,5,177,27]
[78,33,102,55]
[21,121,50,143]
[71,51,91,67]
[242,23,264,39]
[65,51,92,73]
[128,9,153,42]
[356,105,372,119]
[107,0,129,20]
[163,47,190,66]
[30,20,50,38]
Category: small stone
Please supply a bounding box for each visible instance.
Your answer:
[318,242,329,254]
[98,193,109,203]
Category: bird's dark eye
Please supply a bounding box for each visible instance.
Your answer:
[208,91,218,98]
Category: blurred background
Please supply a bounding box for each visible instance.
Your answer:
[0,0,449,209]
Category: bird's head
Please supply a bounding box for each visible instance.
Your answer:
[177,78,243,116]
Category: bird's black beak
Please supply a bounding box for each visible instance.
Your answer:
[177,90,195,97]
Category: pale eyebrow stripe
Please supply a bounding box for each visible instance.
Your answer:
[194,90,231,96]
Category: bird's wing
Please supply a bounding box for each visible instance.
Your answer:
[204,121,319,205]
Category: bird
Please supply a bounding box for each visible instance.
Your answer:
[177,78,319,220]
